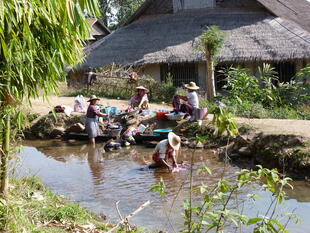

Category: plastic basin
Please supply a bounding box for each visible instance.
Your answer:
[156,111,169,120]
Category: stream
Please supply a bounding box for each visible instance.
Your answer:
[13,140,310,232]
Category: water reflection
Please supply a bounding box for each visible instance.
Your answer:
[18,140,310,232]
[87,145,105,186]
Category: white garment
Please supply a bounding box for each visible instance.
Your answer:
[186,91,199,108]
[153,139,176,159]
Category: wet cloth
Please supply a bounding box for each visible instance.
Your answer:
[128,94,149,109]
[152,139,176,163]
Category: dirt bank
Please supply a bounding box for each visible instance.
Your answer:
[25,96,310,139]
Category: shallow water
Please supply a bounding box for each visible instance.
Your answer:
[14,140,310,232]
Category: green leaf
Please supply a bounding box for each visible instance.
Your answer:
[247,217,262,225]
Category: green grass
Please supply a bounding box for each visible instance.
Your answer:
[0,176,111,233]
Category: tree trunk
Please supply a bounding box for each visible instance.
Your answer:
[205,44,216,102]
[0,108,10,197]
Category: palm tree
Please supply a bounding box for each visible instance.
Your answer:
[198,26,225,101]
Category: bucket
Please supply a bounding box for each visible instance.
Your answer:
[156,110,169,120]
[193,108,208,120]
[110,107,118,116]
[101,107,112,120]
[109,127,123,138]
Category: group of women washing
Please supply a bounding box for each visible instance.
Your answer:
[85,81,200,171]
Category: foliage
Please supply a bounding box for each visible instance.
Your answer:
[149,178,166,197]
[0,0,100,200]
[198,26,226,58]
[99,0,144,29]
[0,0,100,103]
[0,176,109,232]
[150,159,299,233]
[156,73,177,102]
[218,64,310,120]
[212,103,238,137]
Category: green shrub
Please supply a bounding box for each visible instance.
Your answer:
[217,63,310,119]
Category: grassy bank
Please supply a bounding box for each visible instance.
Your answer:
[0,176,112,233]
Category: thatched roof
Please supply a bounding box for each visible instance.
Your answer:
[87,18,110,40]
[257,0,310,32]
[81,8,310,69]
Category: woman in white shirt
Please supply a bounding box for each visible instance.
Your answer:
[149,132,181,171]
[173,81,199,117]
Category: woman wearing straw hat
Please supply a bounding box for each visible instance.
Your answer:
[149,132,181,171]
[173,81,199,118]
[86,95,107,145]
[128,86,149,110]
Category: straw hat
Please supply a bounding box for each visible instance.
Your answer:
[135,86,149,93]
[87,95,100,102]
[184,82,199,90]
[168,132,181,150]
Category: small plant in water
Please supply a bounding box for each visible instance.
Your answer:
[149,177,166,197]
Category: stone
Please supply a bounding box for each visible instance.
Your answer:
[50,127,65,138]
[237,147,252,156]
[66,123,85,133]
[188,141,204,149]
[181,140,190,146]
[235,135,249,145]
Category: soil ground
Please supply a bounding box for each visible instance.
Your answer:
[26,96,310,138]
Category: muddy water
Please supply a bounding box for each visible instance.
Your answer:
[15,140,310,232]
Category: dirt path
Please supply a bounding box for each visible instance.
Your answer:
[27,96,168,115]
[236,117,310,138]
[26,96,310,138]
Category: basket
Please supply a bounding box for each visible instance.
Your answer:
[165,112,186,121]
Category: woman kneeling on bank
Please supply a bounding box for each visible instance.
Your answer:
[149,132,181,171]
[128,86,149,110]
[86,95,107,145]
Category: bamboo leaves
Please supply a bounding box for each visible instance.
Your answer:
[0,0,100,197]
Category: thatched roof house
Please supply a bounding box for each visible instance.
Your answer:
[79,0,310,89]
[87,18,110,43]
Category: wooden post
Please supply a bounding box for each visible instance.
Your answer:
[0,108,10,197]
[205,44,216,101]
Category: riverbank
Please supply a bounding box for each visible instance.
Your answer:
[23,96,310,178]
[1,176,114,232]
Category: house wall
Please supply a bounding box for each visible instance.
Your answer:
[140,64,161,82]
[138,60,309,92]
